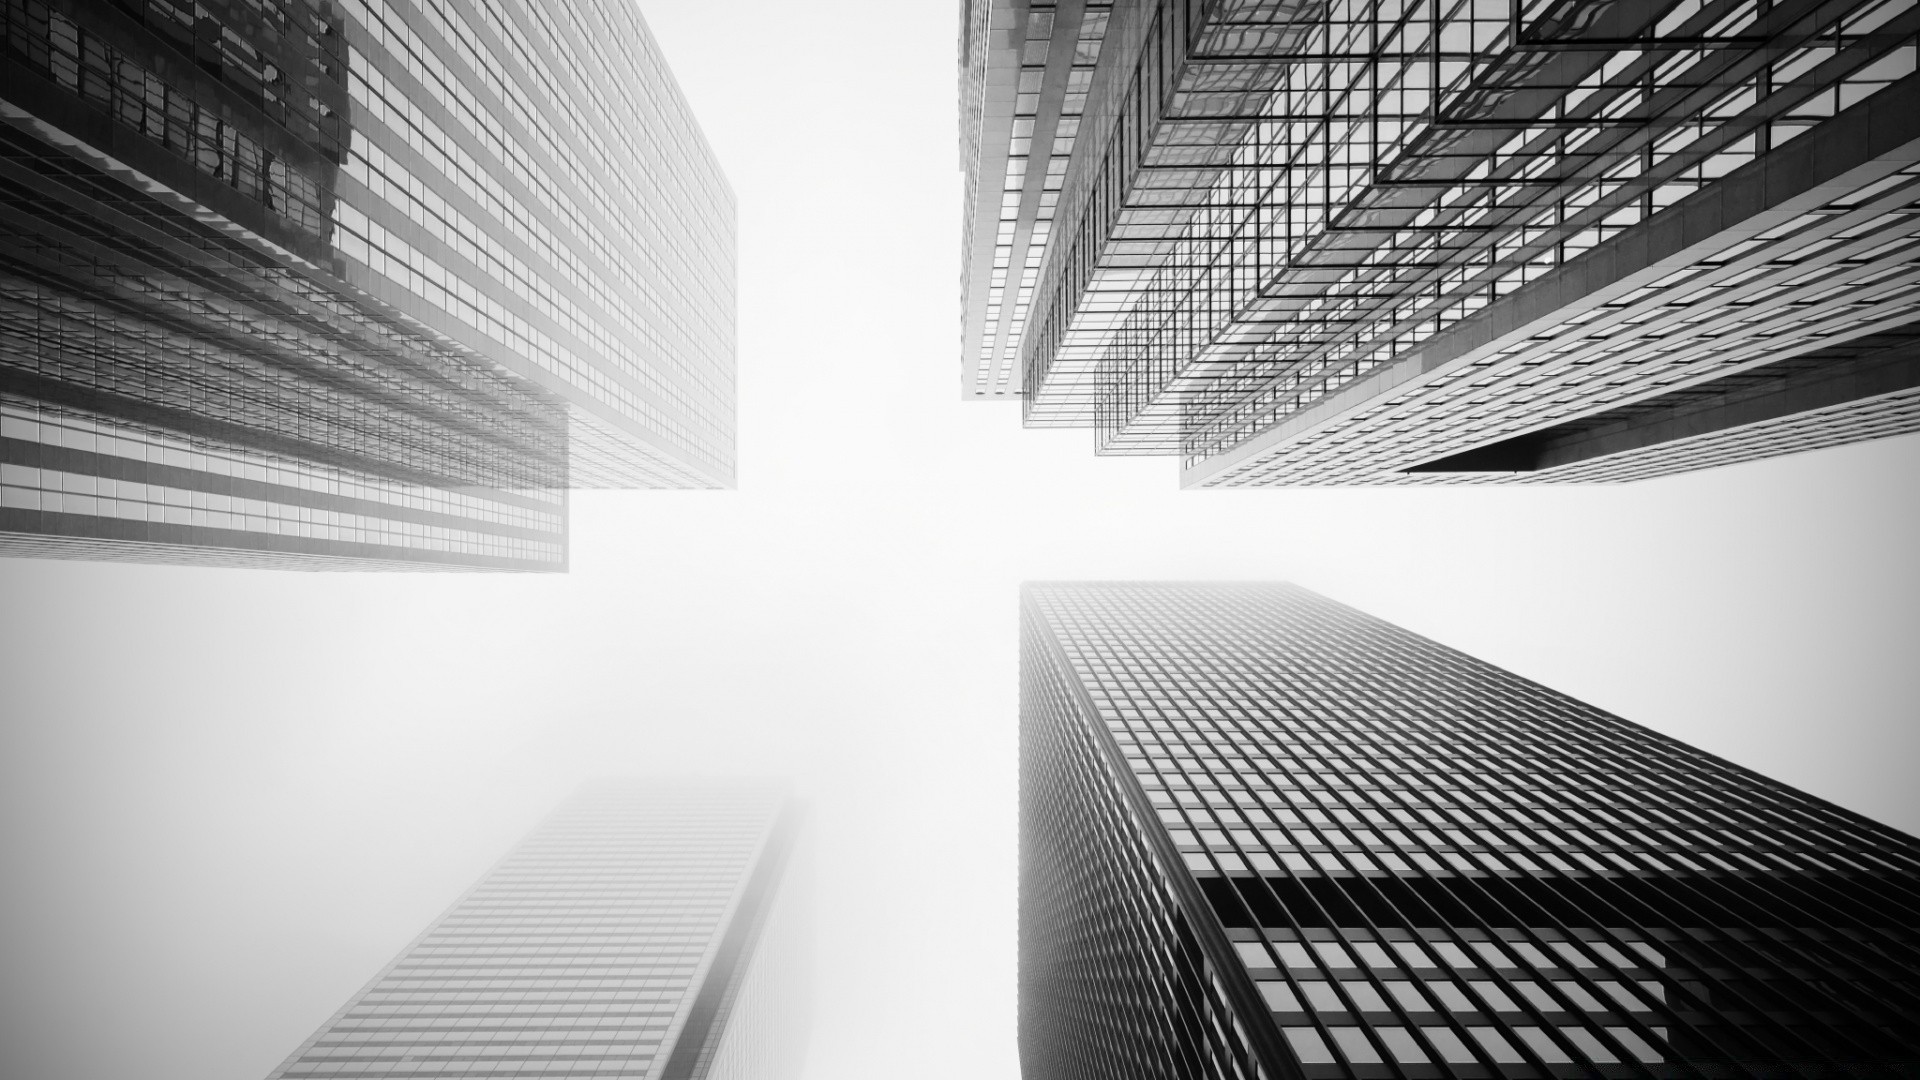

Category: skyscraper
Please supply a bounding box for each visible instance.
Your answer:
[0,0,734,569]
[961,0,1920,485]
[266,781,802,1080]
[1021,581,1920,1077]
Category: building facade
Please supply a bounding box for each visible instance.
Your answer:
[961,0,1920,485]
[0,0,734,569]
[266,780,802,1080]
[1021,581,1920,1078]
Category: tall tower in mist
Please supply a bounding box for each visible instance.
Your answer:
[0,0,735,570]
[1021,581,1920,1077]
[960,0,1920,485]
[265,782,802,1080]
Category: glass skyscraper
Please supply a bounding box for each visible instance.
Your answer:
[0,0,734,569]
[265,780,802,1080]
[1022,581,1920,1077]
[962,0,1920,485]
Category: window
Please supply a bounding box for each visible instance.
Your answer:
[1282,1027,1334,1064]
[1374,1026,1430,1063]
[1515,1026,1573,1063]
[1468,1026,1524,1063]
[1258,982,1301,1011]
[1329,1027,1383,1063]
[1419,1026,1475,1064]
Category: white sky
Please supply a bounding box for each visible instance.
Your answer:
[2,3,1918,1080]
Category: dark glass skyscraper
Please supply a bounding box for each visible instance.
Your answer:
[1022,581,1920,1077]
[265,781,802,1080]
[1,0,734,569]
[962,0,1920,485]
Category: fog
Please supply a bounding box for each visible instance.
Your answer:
[2,3,1917,1080]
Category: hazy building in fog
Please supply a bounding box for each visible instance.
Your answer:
[961,0,1920,485]
[266,781,802,1080]
[0,0,734,569]
[1021,581,1920,1077]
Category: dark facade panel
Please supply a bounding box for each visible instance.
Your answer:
[1404,324,1920,474]
[1021,582,1920,1078]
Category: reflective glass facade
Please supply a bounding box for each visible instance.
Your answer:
[960,0,1116,399]
[0,400,565,570]
[1022,582,1920,1078]
[962,0,1920,485]
[1,0,733,568]
[266,781,801,1080]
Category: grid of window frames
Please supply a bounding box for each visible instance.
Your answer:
[1021,582,1920,1078]
[1024,596,1282,1080]
[0,402,565,570]
[960,0,1114,399]
[0,0,579,478]
[266,783,797,1080]
[0,185,571,492]
[0,0,735,567]
[964,0,1920,484]
[1189,144,1920,486]
[335,0,737,488]
[675,866,807,1080]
